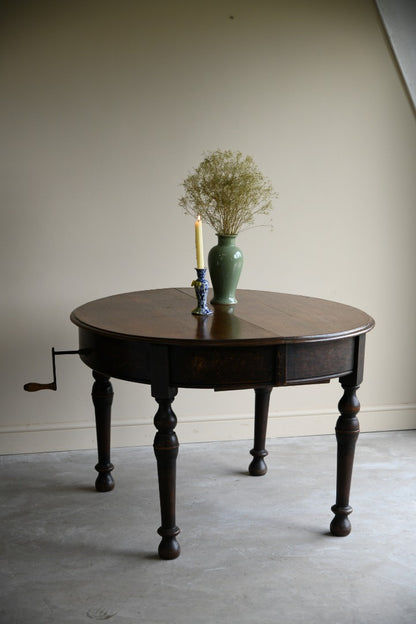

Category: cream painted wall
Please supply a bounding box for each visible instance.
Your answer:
[1,0,415,454]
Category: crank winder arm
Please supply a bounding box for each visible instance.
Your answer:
[24,348,86,391]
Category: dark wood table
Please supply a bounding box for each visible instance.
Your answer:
[70,288,374,559]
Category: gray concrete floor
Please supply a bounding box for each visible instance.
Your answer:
[1,431,415,624]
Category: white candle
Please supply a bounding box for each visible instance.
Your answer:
[195,216,204,269]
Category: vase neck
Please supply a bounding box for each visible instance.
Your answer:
[216,234,237,245]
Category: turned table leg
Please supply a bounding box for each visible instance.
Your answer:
[330,380,360,536]
[91,371,114,492]
[249,386,272,476]
[153,394,180,560]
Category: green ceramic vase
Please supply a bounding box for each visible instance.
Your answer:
[208,234,243,305]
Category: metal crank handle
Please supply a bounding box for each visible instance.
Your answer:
[24,348,87,392]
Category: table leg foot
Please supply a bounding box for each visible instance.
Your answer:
[153,393,181,559]
[92,371,114,492]
[248,387,272,476]
[330,504,353,536]
[157,528,181,560]
[330,381,360,536]
[249,450,268,476]
[94,463,114,492]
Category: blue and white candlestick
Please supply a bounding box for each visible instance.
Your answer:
[192,268,213,316]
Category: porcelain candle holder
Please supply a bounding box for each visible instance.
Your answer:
[192,268,213,316]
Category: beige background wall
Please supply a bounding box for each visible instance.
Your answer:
[1,0,415,454]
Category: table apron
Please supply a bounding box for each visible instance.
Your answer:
[283,338,355,385]
[78,329,357,389]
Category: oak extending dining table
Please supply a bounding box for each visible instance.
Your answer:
[70,288,374,559]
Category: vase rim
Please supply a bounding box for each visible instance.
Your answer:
[216,233,238,238]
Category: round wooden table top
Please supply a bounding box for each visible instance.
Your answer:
[70,288,375,346]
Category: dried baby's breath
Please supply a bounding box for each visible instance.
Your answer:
[179,149,277,235]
